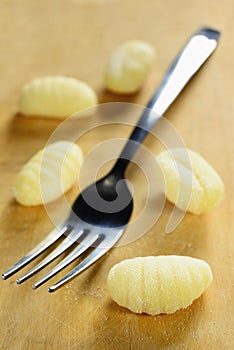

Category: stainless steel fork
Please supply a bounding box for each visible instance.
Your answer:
[2,28,220,292]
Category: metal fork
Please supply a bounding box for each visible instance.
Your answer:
[2,28,220,292]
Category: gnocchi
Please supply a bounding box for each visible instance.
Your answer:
[104,40,155,94]
[156,148,224,214]
[14,141,83,206]
[19,76,98,119]
[107,255,213,315]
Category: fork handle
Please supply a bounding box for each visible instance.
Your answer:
[112,27,220,176]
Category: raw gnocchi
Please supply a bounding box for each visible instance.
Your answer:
[19,76,98,119]
[104,40,155,94]
[107,255,213,315]
[156,148,224,214]
[14,141,83,206]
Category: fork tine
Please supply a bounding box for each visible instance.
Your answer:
[16,226,85,284]
[32,232,100,290]
[48,234,112,292]
[2,223,72,280]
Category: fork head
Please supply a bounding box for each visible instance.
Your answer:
[2,171,133,292]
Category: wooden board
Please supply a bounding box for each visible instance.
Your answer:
[0,1,234,349]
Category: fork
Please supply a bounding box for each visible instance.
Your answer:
[2,28,220,292]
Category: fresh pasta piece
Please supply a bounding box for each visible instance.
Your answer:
[107,256,213,315]
[14,141,83,206]
[19,76,98,119]
[104,40,155,94]
[156,148,224,214]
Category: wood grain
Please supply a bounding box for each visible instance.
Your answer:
[0,1,234,349]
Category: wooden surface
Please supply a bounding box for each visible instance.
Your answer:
[0,1,234,349]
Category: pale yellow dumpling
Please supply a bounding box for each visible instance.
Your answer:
[156,148,224,214]
[107,256,213,315]
[19,76,98,119]
[104,40,155,94]
[14,141,83,206]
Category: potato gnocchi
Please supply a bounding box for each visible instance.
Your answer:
[14,141,83,206]
[104,40,155,94]
[19,76,98,119]
[107,255,213,315]
[156,148,224,214]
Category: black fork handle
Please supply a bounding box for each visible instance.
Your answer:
[112,27,220,177]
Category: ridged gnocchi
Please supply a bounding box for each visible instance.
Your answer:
[156,148,224,214]
[14,141,83,206]
[19,76,98,119]
[107,256,213,315]
[104,40,155,94]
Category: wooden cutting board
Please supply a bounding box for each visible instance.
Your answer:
[0,1,233,349]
